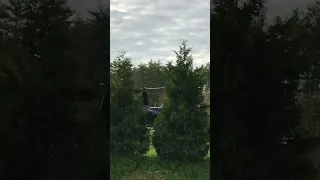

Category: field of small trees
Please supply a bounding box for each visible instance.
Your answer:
[110,41,210,179]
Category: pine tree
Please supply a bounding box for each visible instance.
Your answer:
[211,1,317,179]
[110,51,150,155]
[152,41,210,162]
[88,8,110,85]
[0,0,97,179]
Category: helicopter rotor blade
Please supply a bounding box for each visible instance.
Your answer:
[142,87,165,90]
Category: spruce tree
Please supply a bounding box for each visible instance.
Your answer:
[110,51,150,155]
[0,0,97,179]
[211,1,317,179]
[152,41,210,162]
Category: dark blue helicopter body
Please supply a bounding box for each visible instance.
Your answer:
[141,87,164,129]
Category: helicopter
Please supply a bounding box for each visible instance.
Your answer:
[141,87,165,129]
[99,83,165,129]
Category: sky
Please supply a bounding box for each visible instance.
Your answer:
[109,0,210,67]
[107,0,313,66]
[1,0,316,66]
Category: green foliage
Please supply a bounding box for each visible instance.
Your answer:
[87,8,110,85]
[211,1,318,179]
[110,146,210,180]
[0,1,105,179]
[110,51,150,155]
[83,9,110,178]
[131,60,208,107]
[132,60,167,105]
[152,41,210,162]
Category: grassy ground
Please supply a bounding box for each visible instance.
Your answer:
[111,130,210,180]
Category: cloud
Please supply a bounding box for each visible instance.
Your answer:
[2,0,315,67]
[110,0,210,66]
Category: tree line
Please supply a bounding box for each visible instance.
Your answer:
[130,59,210,106]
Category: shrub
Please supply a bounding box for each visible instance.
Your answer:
[152,41,210,162]
[110,51,150,155]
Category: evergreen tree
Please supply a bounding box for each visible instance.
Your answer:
[195,62,210,92]
[211,0,317,179]
[69,14,109,179]
[152,40,210,162]
[0,0,98,179]
[88,8,110,85]
[110,51,150,155]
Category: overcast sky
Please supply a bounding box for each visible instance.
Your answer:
[107,0,314,66]
[109,0,210,67]
[1,0,315,66]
